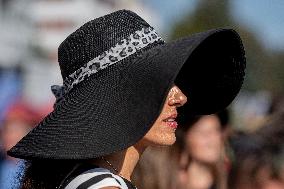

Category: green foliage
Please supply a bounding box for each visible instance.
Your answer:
[170,0,284,95]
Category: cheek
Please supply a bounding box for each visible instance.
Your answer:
[186,137,204,155]
[186,135,221,162]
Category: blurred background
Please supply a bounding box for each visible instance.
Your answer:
[1,0,284,188]
[1,0,284,131]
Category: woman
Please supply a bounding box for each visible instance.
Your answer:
[175,111,230,189]
[132,111,229,189]
[7,10,246,189]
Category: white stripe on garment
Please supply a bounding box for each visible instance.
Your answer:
[64,167,128,189]
[86,177,121,189]
[110,173,129,189]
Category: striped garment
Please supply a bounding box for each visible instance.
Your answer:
[64,167,136,189]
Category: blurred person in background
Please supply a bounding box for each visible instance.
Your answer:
[0,101,40,189]
[228,108,284,189]
[174,110,229,189]
[133,110,230,189]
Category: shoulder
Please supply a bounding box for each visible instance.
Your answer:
[64,167,129,189]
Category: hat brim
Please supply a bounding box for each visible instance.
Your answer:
[8,29,245,160]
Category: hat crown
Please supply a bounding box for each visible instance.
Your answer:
[58,10,150,79]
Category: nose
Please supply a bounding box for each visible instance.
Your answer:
[168,85,187,107]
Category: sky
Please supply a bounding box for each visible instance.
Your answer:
[142,0,284,51]
[232,0,284,51]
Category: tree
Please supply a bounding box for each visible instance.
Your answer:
[170,0,284,95]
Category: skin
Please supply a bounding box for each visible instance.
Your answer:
[141,85,187,146]
[95,85,187,189]
[237,165,284,189]
[185,115,222,164]
[175,115,223,189]
[1,119,32,160]
[177,159,214,189]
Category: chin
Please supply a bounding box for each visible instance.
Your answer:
[198,156,220,164]
[154,134,176,146]
[142,128,177,147]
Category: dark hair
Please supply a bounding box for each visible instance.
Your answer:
[216,109,230,129]
[178,109,229,131]
[268,95,284,114]
[19,160,80,189]
[228,132,284,189]
[133,147,179,189]
[176,109,230,152]
[228,111,284,189]
[256,110,284,146]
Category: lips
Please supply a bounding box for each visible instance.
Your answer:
[163,113,178,129]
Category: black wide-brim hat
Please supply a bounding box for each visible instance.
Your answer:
[8,10,245,160]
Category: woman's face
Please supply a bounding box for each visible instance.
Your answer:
[185,115,223,164]
[140,85,187,146]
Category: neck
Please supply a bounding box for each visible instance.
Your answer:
[186,159,214,189]
[190,159,213,171]
[95,143,146,181]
